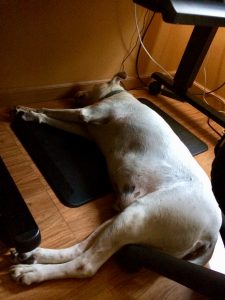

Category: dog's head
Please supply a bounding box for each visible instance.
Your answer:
[75,72,127,107]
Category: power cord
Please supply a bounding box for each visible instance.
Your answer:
[120,10,150,72]
[134,3,173,80]
[195,81,225,96]
[121,4,172,88]
[135,12,156,86]
[201,60,225,137]
[207,118,223,137]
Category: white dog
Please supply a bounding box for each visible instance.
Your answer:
[10,72,222,285]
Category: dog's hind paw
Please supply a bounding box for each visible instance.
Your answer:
[9,264,42,285]
[10,249,37,264]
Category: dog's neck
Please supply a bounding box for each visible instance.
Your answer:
[100,89,124,100]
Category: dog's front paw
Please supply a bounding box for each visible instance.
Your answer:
[9,264,42,285]
[16,106,34,114]
[21,111,40,122]
[15,106,39,122]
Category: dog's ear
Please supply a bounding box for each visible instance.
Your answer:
[111,72,127,84]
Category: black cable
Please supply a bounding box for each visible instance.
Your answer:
[206,81,225,95]
[194,81,225,96]
[120,10,150,72]
[207,118,223,137]
[135,12,156,86]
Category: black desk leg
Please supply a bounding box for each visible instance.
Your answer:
[149,26,225,128]
[174,26,218,92]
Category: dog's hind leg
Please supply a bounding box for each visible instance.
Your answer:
[9,211,140,284]
[11,219,114,265]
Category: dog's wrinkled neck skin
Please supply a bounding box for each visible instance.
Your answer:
[99,89,124,100]
[92,71,127,102]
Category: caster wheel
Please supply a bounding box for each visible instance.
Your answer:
[148,80,162,95]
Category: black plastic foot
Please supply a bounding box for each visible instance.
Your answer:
[148,80,162,95]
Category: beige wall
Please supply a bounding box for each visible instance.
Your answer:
[0,0,224,100]
[0,0,147,88]
[141,19,193,74]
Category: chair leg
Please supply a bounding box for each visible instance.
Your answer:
[220,212,225,247]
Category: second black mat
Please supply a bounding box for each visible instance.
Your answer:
[11,99,208,207]
[139,98,208,156]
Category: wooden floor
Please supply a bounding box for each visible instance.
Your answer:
[0,90,225,299]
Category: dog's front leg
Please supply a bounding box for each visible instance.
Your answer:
[35,102,114,125]
[16,109,90,138]
[16,106,82,122]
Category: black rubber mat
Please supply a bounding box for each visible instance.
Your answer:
[11,99,208,207]
[11,115,112,207]
[139,98,208,156]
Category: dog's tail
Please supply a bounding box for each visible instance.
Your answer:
[183,239,216,265]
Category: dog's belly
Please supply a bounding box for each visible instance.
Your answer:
[107,157,199,212]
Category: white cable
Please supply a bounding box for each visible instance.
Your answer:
[120,10,149,72]
[202,66,209,104]
[202,57,225,117]
[202,57,225,106]
[134,4,173,79]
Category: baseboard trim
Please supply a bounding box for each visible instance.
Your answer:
[1,75,224,112]
[0,76,150,107]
